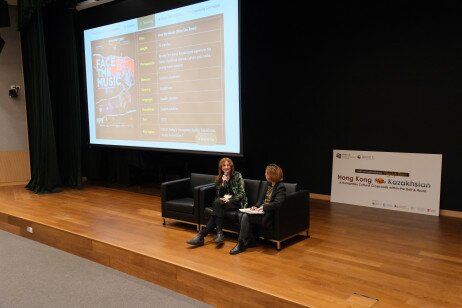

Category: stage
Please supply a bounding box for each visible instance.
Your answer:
[0,184,461,307]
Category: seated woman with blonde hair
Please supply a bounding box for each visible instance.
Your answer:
[230,163,286,255]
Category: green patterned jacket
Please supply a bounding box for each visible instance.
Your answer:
[216,171,248,208]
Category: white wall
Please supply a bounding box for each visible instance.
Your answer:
[0,5,30,183]
[0,5,27,151]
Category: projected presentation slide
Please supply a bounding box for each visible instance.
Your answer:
[83,0,240,154]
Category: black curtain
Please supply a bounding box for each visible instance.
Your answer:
[44,1,82,188]
[19,0,82,193]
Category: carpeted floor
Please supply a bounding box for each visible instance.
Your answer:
[0,230,212,308]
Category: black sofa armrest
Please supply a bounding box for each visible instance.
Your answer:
[272,189,310,241]
[161,178,190,202]
[199,185,216,222]
[193,183,215,205]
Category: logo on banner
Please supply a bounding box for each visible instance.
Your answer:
[336,152,375,160]
[336,153,353,159]
[383,203,394,209]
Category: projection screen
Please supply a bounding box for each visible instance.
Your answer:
[83,0,241,155]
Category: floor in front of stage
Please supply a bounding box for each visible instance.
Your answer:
[0,184,461,308]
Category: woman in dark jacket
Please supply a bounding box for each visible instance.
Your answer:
[229,164,286,254]
[187,157,247,246]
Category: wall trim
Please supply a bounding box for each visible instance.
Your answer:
[0,181,28,187]
[310,193,330,201]
[439,210,462,219]
[0,150,30,183]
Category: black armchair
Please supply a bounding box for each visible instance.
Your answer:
[161,173,216,230]
[259,184,310,250]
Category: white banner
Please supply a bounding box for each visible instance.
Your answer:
[331,150,442,216]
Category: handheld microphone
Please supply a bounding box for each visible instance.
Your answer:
[223,171,229,182]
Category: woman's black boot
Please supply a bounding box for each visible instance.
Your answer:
[186,232,204,246]
[215,227,224,244]
[229,241,246,255]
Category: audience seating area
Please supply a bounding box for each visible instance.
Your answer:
[161,174,310,250]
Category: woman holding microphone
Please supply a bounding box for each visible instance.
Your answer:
[186,157,247,246]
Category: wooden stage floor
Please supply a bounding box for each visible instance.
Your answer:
[0,184,461,307]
